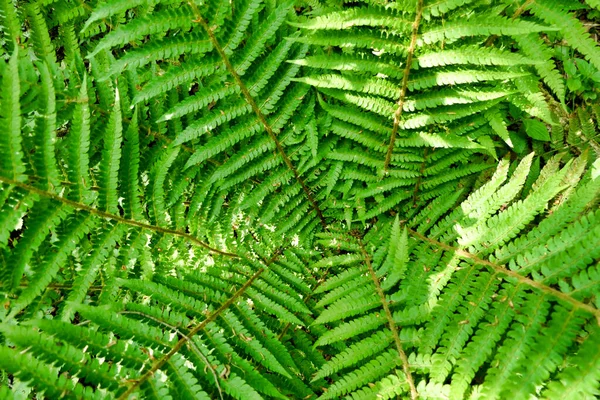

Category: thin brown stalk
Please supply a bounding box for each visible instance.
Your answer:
[383,0,425,172]
[358,239,419,399]
[117,267,265,399]
[117,249,284,398]
[187,1,327,229]
[408,228,600,325]
[0,175,238,257]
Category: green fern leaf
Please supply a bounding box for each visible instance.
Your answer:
[67,78,92,203]
[88,8,197,58]
[0,48,26,182]
[419,15,554,45]
[98,90,123,214]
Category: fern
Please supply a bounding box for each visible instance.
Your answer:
[1,0,600,399]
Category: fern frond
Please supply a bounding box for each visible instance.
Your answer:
[0,48,25,182]
[31,62,60,190]
[6,214,98,321]
[67,78,92,204]
[514,33,566,103]
[318,349,401,400]
[419,15,553,45]
[541,323,600,399]
[98,90,123,214]
[88,8,197,58]
[2,1,600,399]
[313,330,394,381]
[0,346,101,399]
[528,0,600,70]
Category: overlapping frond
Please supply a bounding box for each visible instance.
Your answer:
[312,153,600,399]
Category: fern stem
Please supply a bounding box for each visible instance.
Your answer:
[358,239,419,399]
[119,310,224,400]
[383,0,424,173]
[513,0,535,20]
[117,266,265,399]
[188,2,328,229]
[117,248,283,399]
[408,229,600,325]
[0,175,238,258]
